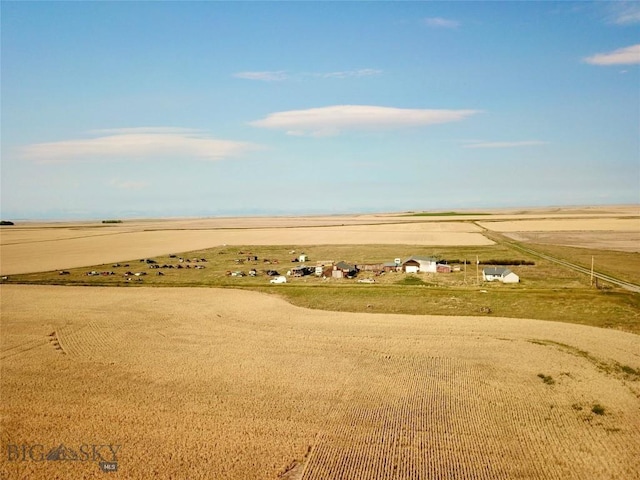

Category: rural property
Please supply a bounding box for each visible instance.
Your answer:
[1,206,639,479]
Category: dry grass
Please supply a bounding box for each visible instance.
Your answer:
[1,285,639,479]
[503,231,640,253]
[509,243,640,286]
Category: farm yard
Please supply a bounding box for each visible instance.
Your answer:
[1,206,639,479]
[4,240,639,333]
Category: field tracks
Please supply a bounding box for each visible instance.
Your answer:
[294,353,640,479]
[299,356,476,480]
[55,322,115,359]
[0,229,129,247]
[0,336,48,360]
[283,359,363,480]
[0,322,122,361]
[529,338,640,397]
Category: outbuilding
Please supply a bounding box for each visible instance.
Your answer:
[333,261,357,278]
[315,261,334,276]
[402,256,438,274]
[382,262,400,273]
[482,267,520,283]
[436,264,452,273]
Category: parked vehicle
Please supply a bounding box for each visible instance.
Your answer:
[270,276,287,284]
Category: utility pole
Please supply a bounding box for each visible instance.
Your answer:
[476,255,479,285]
[590,256,594,287]
[464,259,466,284]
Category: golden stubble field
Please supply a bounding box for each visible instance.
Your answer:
[1,285,639,480]
[478,216,640,252]
[0,219,492,276]
[2,205,638,276]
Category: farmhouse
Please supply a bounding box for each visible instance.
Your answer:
[402,256,438,274]
[483,267,520,283]
[332,261,357,279]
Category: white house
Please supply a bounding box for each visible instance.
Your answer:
[402,256,438,274]
[482,267,519,283]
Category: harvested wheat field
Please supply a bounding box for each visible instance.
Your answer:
[0,221,491,276]
[503,231,640,253]
[3,205,637,275]
[477,217,640,233]
[1,285,639,479]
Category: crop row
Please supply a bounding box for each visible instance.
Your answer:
[301,355,639,479]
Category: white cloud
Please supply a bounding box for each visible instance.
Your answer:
[584,44,640,65]
[233,71,289,81]
[463,140,547,149]
[423,17,460,28]
[250,105,479,136]
[21,128,257,163]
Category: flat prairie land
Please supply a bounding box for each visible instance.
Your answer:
[503,231,640,253]
[1,285,639,480]
[0,221,491,276]
[2,205,637,275]
[477,217,640,233]
[1,207,639,479]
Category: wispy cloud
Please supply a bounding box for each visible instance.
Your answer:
[233,69,382,81]
[312,68,382,79]
[423,17,460,28]
[250,105,479,136]
[21,128,258,164]
[89,127,201,135]
[605,1,640,25]
[107,179,150,190]
[463,140,547,149]
[584,44,640,65]
[233,71,289,81]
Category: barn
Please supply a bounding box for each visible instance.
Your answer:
[402,256,438,274]
[482,267,520,283]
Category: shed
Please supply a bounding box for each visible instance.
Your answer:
[334,261,358,278]
[315,261,334,276]
[382,262,400,272]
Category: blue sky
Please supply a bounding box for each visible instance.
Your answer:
[2,1,639,219]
